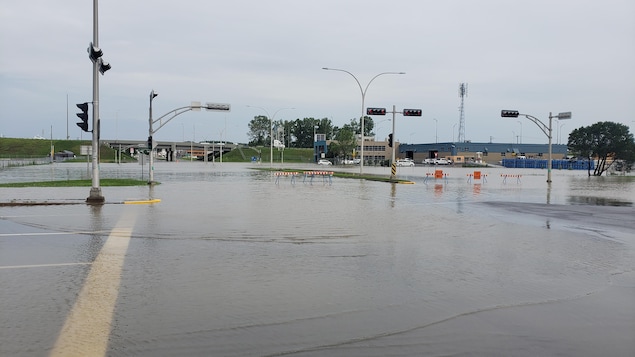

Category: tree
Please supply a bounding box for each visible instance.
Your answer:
[328,125,356,160]
[247,115,270,146]
[567,121,635,176]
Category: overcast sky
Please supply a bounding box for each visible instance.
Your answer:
[1,0,634,145]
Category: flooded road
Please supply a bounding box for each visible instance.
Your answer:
[1,162,634,356]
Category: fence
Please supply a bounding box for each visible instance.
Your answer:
[0,157,51,169]
[501,159,593,170]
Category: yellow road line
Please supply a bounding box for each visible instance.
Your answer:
[123,198,161,204]
[50,211,136,357]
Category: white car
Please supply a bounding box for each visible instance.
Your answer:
[317,159,332,165]
[434,158,451,165]
[395,159,415,167]
[423,158,436,165]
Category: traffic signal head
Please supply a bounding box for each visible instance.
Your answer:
[403,109,422,116]
[388,133,393,147]
[98,59,111,75]
[501,110,519,118]
[88,42,103,62]
[367,108,386,116]
[76,102,89,132]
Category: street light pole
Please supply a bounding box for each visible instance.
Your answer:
[148,90,158,184]
[433,118,438,143]
[313,124,319,162]
[148,100,231,183]
[246,106,294,168]
[322,68,405,174]
[501,110,571,183]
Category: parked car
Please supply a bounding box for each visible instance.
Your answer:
[342,159,359,165]
[396,159,415,167]
[422,158,436,165]
[317,159,332,165]
[434,158,451,165]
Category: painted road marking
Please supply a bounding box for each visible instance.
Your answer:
[50,211,137,357]
[0,231,109,237]
[0,262,91,270]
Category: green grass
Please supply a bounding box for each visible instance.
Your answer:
[0,178,150,188]
[0,137,313,164]
[253,167,415,184]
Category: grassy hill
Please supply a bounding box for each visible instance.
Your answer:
[0,137,314,163]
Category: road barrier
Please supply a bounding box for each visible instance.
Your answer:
[424,170,448,184]
[274,171,299,185]
[303,171,333,185]
[501,174,522,184]
[467,171,488,183]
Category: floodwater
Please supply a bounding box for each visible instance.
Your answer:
[1,161,634,356]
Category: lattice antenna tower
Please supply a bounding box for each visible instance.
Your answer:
[458,83,468,143]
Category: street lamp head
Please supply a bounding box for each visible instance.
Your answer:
[150,90,158,99]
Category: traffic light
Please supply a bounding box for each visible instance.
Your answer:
[388,133,393,147]
[403,109,422,116]
[98,60,111,75]
[367,108,386,115]
[76,102,90,132]
[88,42,111,75]
[88,42,103,62]
[501,110,519,118]
[147,136,153,150]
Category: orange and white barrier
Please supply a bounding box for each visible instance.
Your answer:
[274,171,299,184]
[424,170,449,183]
[303,171,334,185]
[501,174,522,184]
[467,171,488,183]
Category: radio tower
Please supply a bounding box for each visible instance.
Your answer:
[458,83,468,143]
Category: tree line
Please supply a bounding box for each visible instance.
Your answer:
[247,116,635,176]
[247,115,381,160]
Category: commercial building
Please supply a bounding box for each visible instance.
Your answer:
[398,142,568,165]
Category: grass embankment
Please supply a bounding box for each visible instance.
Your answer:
[254,167,415,184]
[0,137,314,164]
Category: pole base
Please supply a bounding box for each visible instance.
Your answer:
[86,187,105,204]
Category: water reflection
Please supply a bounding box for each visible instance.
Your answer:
[567,195,632,206]
[1,163,634,356]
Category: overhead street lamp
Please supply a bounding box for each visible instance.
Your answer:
[247,106,295,168]
[148,96,231,184]
[322,67,405,174]
[501,110,571,183]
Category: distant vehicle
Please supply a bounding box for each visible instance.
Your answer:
[434,158,451,165]
[342,159,355,165]
[423,158,436,165]
[396,159,415,167]
[317,159,332,165]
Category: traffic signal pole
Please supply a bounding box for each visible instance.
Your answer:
[390,105,397,180]
[86,0,104,204]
